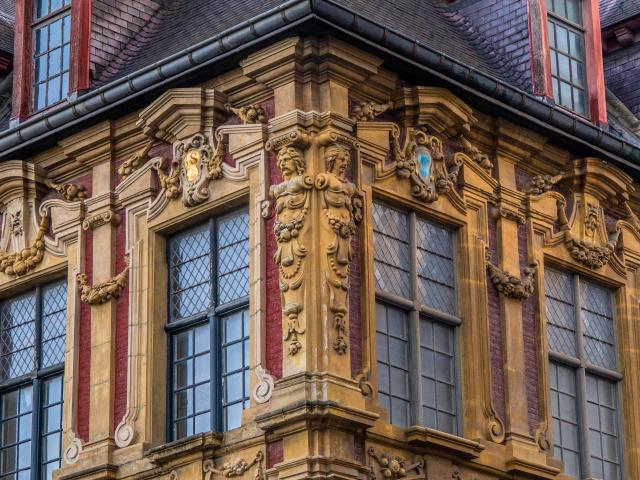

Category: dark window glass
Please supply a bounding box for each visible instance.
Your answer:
[168,210,250,440]
[373,202,459,434]
[0,281,66,480]
[544,269,622,479]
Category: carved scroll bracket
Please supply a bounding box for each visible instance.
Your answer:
[367,448,425,480]
[252,365,274,404]
[63,431,84,465]
[77,258,129,305]
[203,451,264,480]
[486,250,537,300]
[82,209,121,231]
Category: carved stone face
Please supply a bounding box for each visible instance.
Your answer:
[184,149,201,182]
[333,151,348,177]
[325,145,350,178]
[277,147,304,179]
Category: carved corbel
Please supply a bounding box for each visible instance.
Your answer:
[356,368,373,397]
[252,365,274,404]
[0,213,48,276]
[367,448,425,480]
[203,451,264,480]
[557,198,618,269]
[81,209,121,231]
[45,180,87,202]
[493,205,525,225]
[77,259,129,305]
[315,140,363,354]
[225,103,267,124]
[350,100,392,121]
[63,431,84,465]
[118,140,154,178]
[486,250,537,300]
[267,132,312,356]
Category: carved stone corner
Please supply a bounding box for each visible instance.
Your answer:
[225,102,268,124]
[203,451,265,480]
[45,180,87,202]
[486,251,537,300]
[81,209,121,231]
[367,447,425,480]
[350,100,392,121]
[252,365,275,404]
[77,259,129,306]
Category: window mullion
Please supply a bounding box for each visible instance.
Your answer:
[32,378,42,480]
[35,287,43,373]
[408,213,422,426]
[211,219,222,432]
[573,275,591,478]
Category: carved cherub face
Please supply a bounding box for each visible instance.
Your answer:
[325,145,350,178]
[277,147,305,179]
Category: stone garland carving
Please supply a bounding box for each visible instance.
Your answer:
[485,250,537,300]
[118,140,154,178]
[350,100,392,121]
[557,198,618,269]
[46,180,87,202]
[316,143,363,354]
[252,365,275,404]
[225,103,268,124]
[524,173,563,196]
[456,134,493,174]
[154,131,225,206]
[77,259,129,305]
[203,451,265,480]
[390,125,462,203]
[367,448,425,480]
[82,210,121,231]
[270,146,313,356]
[0,213,48,276]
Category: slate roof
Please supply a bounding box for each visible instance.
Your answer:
[600,0,640,28]
[0,12,13,55]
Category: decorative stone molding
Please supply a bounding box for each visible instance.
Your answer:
[0,213,48,276]
[350,100,392,121]
[63,431,84,465]
[493,205,525,225]
[367,448,425,480]
[316,142,363,354]
[154,131,225,206]
[77,259,129,305]
[252,365,275,404]
[225,103,267,124]
[81,209,121,231]
[118,140,154,178]
[486,250,537,300]
[268,138,313,356]
[524,173,563,196]
[203,451,265,480]
[45,180,87,202]
[557,198,618,269]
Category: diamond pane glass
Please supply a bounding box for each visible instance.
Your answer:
[373,204,410,297]
[221,309,250,431]
[549,362,581,478]
[580,282,616,370]
[41,282,67,369]
[545,269,577,356]
[0,293,36,381]
[586,375,621,480]
[217,211,250,305]
[416,219,455,315]
[376,303,410,427]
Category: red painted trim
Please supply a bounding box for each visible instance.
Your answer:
[528,0,554,98]
[69,0,91,94]
[583,0,607,124]
[11,0,33,121]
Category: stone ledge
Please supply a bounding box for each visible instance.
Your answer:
[405,426,485,459]
[145,431,223,466]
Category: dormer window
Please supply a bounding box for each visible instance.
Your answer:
[547,0,588,115]
[32,0,71,110]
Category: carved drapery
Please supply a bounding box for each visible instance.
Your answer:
[269,142,313,356]
[77,260,129,305]
[367,448,425,480]
[46,180,87,202]
[316,142,363,354]
[203,451,264,480]
[0,213,48,276]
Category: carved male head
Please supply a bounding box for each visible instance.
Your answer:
[277,147,306,179]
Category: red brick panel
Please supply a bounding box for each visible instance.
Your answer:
[113,209,129,432]
[77,228,92,441]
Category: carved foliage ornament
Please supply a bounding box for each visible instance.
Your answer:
[203,451,264,480]
[46,180,87,202]
[270,145,313,355]
[524,173,563,196]
[456,133,492,174]
[367,448,425,480]
[77,259,129,305]
[316,143,363,354]
[0,213,48,276]
[390,125,462,203]
[486,250,537,300]
[350,100,392,121]
[225,103,267,124]
[155,132,225,207]
[118,140,153,178]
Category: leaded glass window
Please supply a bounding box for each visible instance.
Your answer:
[33,0,72,111]
[373,202,459,434]
[545,268,622,479]
[0,281,67,480]
[167,210,250,440]
[547,0,588,115]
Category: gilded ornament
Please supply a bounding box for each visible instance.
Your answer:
[367,448,424,480]
[270,145,313,356]
[203,451,264,480]
[225,102,268,124]
[316,143,363,354]
[118,140,153,178]
[77,259,129,305]
[46,180,87,202]
[486,250,537,300]
[350,100,392,121]
[0,213,48,276]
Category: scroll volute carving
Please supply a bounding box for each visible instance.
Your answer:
[267,132,312,356]
[316,139,363,354]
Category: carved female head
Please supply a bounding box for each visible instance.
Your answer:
[277,147,306,179]
[324,144,350,179]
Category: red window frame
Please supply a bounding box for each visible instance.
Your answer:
[11,0,91,123]
[528,0,607,124]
